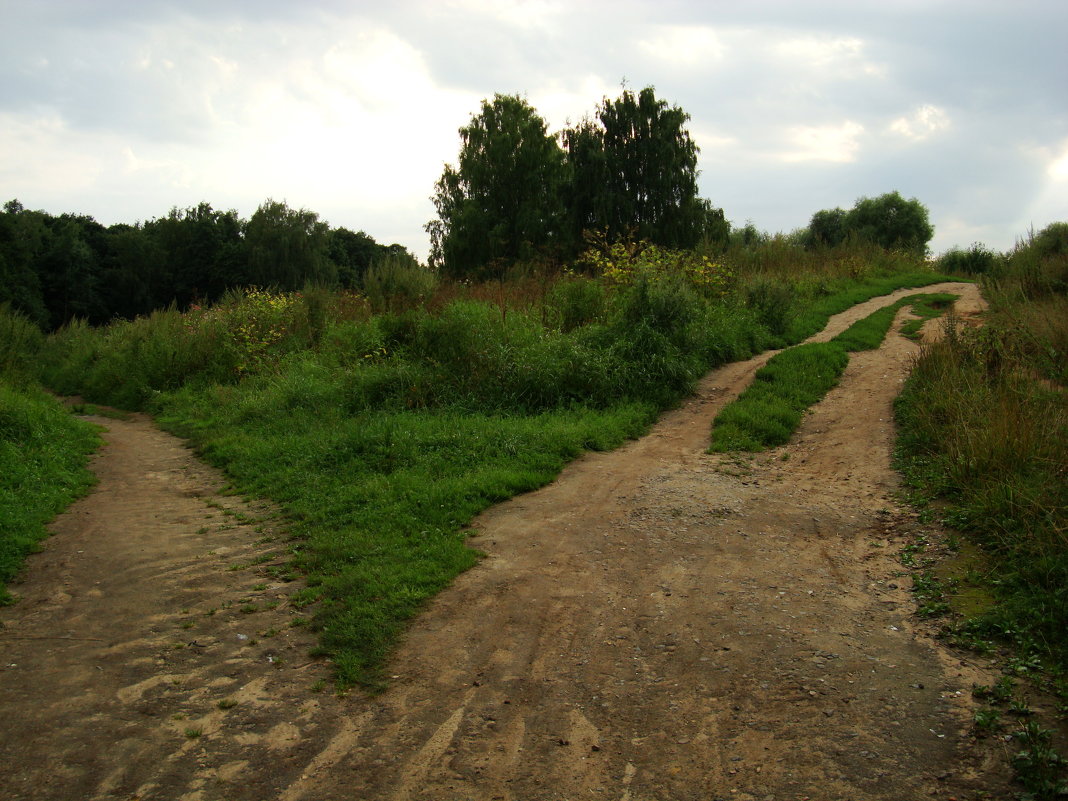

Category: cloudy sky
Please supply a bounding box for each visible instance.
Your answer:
[2,0,1066,260]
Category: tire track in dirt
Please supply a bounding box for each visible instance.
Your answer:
[1,282,1007,800]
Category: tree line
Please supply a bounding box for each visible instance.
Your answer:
[0,199,417,330]
[425,86,934,279]
[2,84,937,329]
[426,87,731,280]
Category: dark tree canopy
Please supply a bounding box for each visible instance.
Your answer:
[428,94,567,279]
[806,192,934,255]
[0,198,414,330]
[428,87,724,277]
[565,86,706,250]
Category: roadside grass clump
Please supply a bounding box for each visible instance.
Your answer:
[0,303,43,385]
[156,381,657,686]
[0,376,100,604]
[831,293,957,351]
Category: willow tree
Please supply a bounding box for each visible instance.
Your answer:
[427,94,567,279]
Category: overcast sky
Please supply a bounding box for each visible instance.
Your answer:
[2,0,1065,261]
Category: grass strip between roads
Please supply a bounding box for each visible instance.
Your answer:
[709,292,958,453]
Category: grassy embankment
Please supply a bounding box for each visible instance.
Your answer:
[27,242,952,687]
[895,227,1068,799]
[0,306,100,604]
[895,229,1068,670]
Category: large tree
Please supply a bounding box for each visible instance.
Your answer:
[428,94,567,279]
[244,199,336,289]
[564,86,706,249]
[807,192,933,255]
[845,191,933,255]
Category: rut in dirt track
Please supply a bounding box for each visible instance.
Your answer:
[0,282,1005,801]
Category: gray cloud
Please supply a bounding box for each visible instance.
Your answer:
[1,0,1065,257]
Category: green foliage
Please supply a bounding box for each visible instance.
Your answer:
[428,94,567,279]
[564,86,709,250]
[577,234,734,298]
[29,243,959,687]
[710,342,849,452]
[806,208,848,249]
[0,197,416,333]
[806,192,934,255]
[894,242,1068,674]
[363,253,437,313]
[0,381,99,603]
[0,304,43,385]
[245,199,336,290]
[938,243,999,276]
[544,275,606,332]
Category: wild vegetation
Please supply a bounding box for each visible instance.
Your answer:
[0,305,99,605]
[896,224,1068,669]
[0,222,950,685]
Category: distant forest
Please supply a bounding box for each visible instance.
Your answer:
[0,198,417,331]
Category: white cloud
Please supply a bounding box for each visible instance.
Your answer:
[1047,139,1068,179]
[0,112,108,193]
[781,121,865,163]
[639,25,727,67]
[774,35,864,67]
[889,104,951,140]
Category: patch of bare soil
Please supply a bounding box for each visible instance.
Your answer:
[2,282,1012,800]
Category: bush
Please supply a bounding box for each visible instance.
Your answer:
[363,254,437,313]
[938,244,999,276]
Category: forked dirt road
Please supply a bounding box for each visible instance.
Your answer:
[1,282,1009,800]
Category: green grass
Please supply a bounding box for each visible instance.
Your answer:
[0,381,100,603]
[709,342,849,452]
[783,273,959,343]
[710,292,958,452]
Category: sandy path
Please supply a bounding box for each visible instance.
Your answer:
[1,282,1006,800]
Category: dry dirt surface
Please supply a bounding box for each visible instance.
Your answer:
[1,282,1013,801]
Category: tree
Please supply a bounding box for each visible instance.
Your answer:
[328,227,382,289]
[244,199,336,289]
[0,200,49,326]
[843,191,933,254]
[146,203,245,307]
[806,207,848,249]
[564,86,706,249]
[428,94,567,279]
[806,192,933,255]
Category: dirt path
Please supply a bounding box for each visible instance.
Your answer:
[1,282,1008,800]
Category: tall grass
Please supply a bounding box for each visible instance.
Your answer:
[895,224,1068,669]
[0,305,100,604]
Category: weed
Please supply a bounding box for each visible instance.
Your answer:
[974,707,1002,735]
[1011,722,1068,799]
[216,699,238,710]
[184,727,202,739]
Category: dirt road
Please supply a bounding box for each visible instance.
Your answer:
[1,282,1008,800]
